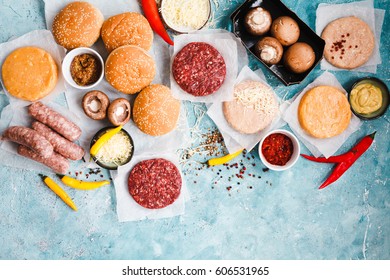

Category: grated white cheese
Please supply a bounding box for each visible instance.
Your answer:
[161,0,210,32]
[95,131,132,166]
[235,84,278,114]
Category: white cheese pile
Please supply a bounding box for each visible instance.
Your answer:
[235,82,278,115]
[161,0,210,32]
[95,131,132,166]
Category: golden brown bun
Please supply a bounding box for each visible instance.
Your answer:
[133,84,181,136]
[298,86,351,138]
[321,16,375,69]
[283,42,316,73]
[2,47,58,101]
[101,12,153,53]
[52,2,104,49]
[270,16,300,46]
[105,45,156,94]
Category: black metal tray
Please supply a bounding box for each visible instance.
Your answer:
[231,0,325,86]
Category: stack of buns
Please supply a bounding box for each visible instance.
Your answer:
[51,1,156,95]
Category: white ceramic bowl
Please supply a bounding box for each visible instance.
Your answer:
[62,47,104,90]
[258,129,300,171]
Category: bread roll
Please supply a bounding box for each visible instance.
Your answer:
[2,47,58,101]
[52,2,104,49]
[105,45,156,94]
[133,84,181,136]
[101,12,153,53]
[298,86,351,138]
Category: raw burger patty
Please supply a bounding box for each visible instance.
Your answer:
[172,42,226,96]
[321,16,375,69]
[128,158,182,209]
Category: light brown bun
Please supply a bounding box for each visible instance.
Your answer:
[223,80,278,134]
[52,2,104,49]
[321,16,375,69]
[283,42,316,73]
[270,16,300,46]
[244,7,272,36]
[254,37,283,65]
[2,47,58,101]
[105,45,156,94]
[101,12,153,53]
[298,86,351,138]
[133,84,181,136]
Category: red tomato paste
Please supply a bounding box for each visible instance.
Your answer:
[261,133,294,166]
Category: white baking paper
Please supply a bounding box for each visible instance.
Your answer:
[114,153,188,222]
[316,0,384,73]
[44,0,190,167]
[0,30,66,107]
[207,66,285,153]
[0,102,86,174]
[170,30,239,103]
[283,72,362,158]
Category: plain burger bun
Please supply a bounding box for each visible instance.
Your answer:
[283,42,316,74]
[52,2,104,49]
[133,84,181,136]
[105,45,156,94]
[101,12,153,53]
[2,47,58,101]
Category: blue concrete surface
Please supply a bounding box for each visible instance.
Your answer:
[0,0,389,260]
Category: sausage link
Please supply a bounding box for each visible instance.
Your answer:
[17,145,69,174]
[28,102,82,141]
[3,126,53,158]
[32,121,85,160]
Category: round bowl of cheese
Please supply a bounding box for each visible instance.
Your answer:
[90,126,134,170]
[160,0,211,33]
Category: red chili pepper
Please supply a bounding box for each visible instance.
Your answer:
[301,132,376,189]
[141,0,174,45]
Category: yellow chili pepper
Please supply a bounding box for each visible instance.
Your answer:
[57,174,110,190]
[207,149,244,166]
[90,125,123,157]
[39,174,77,211]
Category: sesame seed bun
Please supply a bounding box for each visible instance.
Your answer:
[2,47,58,101]
[133,84,181,136]
[101,12,153,53]
[52,2,104,49]
[105,45,156,94]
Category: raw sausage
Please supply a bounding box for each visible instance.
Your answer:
[32,121,85,160]
[28,102,82,141]
[17,145,69,174]
[128,158,182,209]
[2,126,53,158]
[172,42,226,96]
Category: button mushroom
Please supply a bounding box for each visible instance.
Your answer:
[82,90,110,120]
[107,98,131,126]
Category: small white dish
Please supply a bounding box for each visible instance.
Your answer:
[258,129,300,171]
[62,47,104,90]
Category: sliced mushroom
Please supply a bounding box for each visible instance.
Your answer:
[82,90,110,120]
[107,98,131,126]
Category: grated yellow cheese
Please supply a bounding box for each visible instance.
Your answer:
[95,131,132,166]
[161,0,210,32]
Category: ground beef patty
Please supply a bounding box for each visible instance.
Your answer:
[128,158,182,209]
[172,42,226,96]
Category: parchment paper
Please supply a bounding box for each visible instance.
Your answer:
[316,0,384,73]
[114,153,188,222]
[0,30,66,108]
[0,102,85,174]
[207,66,285,153]
[170,30,240,103]
[283,72,361,158]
